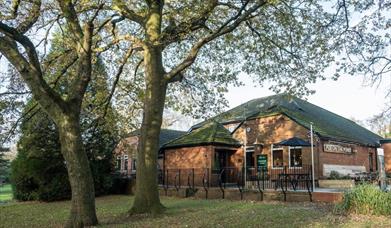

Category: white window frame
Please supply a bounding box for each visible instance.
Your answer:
[245,145,255,169]
[271,144,284,169]
[288,146,303,168]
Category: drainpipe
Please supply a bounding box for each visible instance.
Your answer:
[244,125,247,188]
[310,123,316,191]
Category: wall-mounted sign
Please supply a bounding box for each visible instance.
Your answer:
[323,143,352,154]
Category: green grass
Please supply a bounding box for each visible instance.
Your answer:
[1,195,391,227]
[0,184,12,202]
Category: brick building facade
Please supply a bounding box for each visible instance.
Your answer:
[161,94,386,180]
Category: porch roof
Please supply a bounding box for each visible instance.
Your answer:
[275,137,312,147]
[161,121,242,150]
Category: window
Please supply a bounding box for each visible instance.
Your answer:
[124,155,128,171]
[289,147,302,167]
[272,145,283,168]
[246,146,255,168]
[116,156,121,170]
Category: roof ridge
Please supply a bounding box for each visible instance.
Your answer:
[292,96,382,138]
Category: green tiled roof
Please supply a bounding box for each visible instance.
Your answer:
[192,94,383,147]
[162,121,242,149]
[127,129,187,148]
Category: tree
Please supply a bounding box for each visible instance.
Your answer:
[0,1,104,226]
[368,111,391,138]
[11,30,118,201]
[333,0,390,115]
[108,0,344,214]
[0,147,10,183]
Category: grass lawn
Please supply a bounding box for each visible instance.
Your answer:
[1,195,391,227]
[0,184,12,202]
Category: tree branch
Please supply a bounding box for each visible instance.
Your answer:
[164,0,267,82]
[112,0,145,25]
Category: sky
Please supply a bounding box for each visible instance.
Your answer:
[169,70,390,131]
[225,72,390,124]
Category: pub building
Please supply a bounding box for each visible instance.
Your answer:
[160,94,388,186]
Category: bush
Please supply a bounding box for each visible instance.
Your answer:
[336,184,391,216]
[329,170,351,180]
[11,107,116,202]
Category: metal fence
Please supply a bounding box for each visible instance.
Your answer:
[159,165,313,193]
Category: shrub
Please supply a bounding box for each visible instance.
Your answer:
[329,170,351,180]
[11,104,117,202]
[336,184,391,216]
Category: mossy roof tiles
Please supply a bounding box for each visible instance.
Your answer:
[191,94,383,147]
[162,121,241,149]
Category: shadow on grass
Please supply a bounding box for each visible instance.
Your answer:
[99,197,341,227]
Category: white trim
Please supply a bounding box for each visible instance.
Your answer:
[288,146,303,168]
[271,144,284,169]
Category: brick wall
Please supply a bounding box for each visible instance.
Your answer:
[228,114,322,178]
[226,114,377,178]
[318,140,377,176]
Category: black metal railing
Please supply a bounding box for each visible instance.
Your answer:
[158,165,313,200]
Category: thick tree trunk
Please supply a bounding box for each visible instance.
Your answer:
[130,46,166,214]
[57,112,98,227]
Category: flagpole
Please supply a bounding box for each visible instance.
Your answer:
[310,123,315,191]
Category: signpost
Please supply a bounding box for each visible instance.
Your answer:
[310,123,315,191]
[377,148,386,191]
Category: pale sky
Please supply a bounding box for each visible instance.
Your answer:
[225,72,390,123]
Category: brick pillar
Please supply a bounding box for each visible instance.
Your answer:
[380,139,391,174]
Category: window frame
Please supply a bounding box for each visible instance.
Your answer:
[271,144,284,169]
[288,146,303,168]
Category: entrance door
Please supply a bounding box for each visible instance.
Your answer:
[214,149,234,183]
[369,153,374,172]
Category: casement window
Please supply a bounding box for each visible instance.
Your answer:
[245,145,255,168]
[124,155,128,171]
[116,156,121,170]
[289,147,302,168]
[272,145,283,168]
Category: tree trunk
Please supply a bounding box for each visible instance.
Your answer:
[130,46,166,214]
[57,111,98,227]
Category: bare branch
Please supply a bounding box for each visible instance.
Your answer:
[102,48,134,117]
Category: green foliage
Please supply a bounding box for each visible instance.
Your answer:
[11,102,117,201]
[336,184,391,216]
[0,149,10,182]
[328,171,351,180]
[10,30,119,202]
